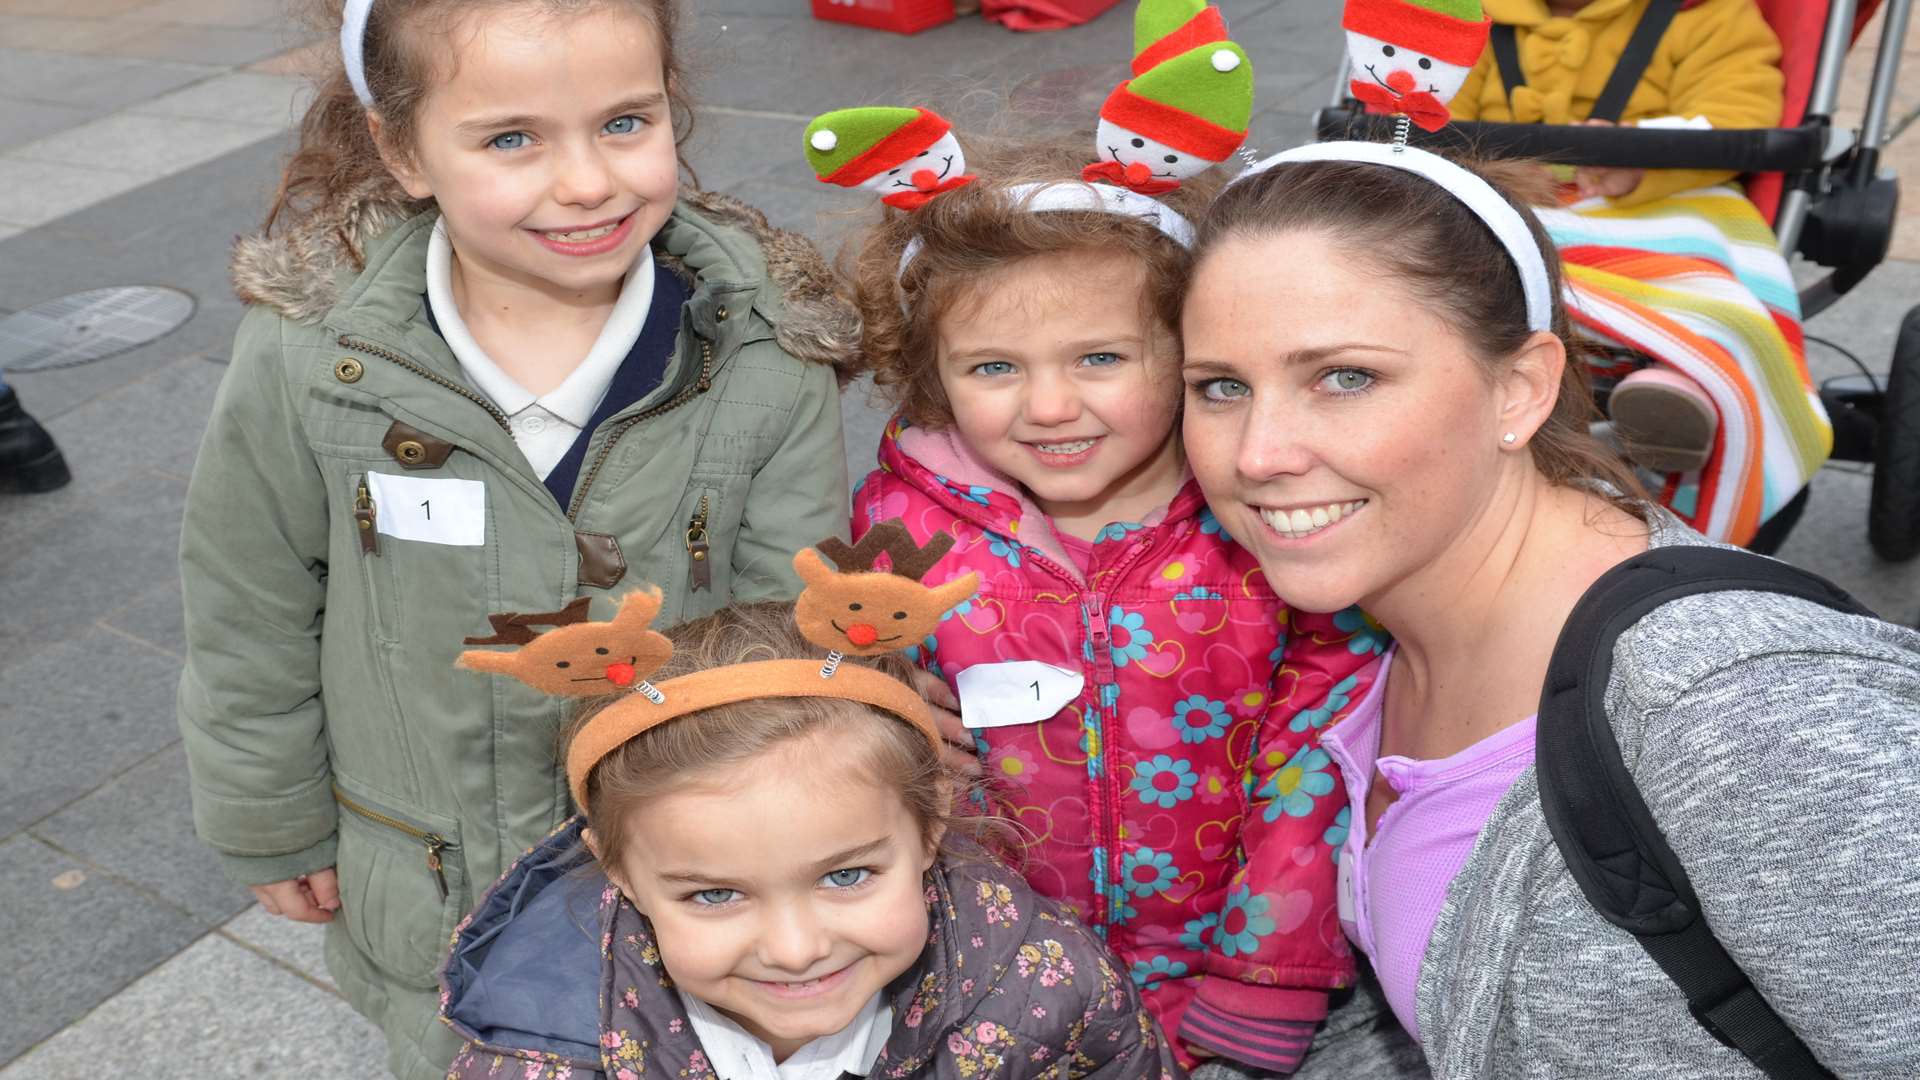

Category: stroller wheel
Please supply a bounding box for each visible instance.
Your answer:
[1868,305,1920,562]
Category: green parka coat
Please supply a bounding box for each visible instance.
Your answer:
[177,186,858,1080]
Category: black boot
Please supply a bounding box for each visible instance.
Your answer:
[0,385,72,494]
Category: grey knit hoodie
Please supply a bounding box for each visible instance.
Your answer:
[1198,512,1920,1079]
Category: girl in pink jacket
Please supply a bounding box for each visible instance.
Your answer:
[841,138,1382,1074]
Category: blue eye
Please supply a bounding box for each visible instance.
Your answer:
[1322,368,1375,395]
[691,888,740,906]
[822,867,871,889]
[973,361,1015,377]
[489,131,528,151]
[604,115,641,135]
[1080,352,1122,368]
[1192,377,1250,402]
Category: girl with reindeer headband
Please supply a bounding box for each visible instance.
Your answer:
[439,528,1183,1079]
[803,3,1383,1071]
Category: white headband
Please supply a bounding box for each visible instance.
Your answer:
[1234,142,1553,333]
[342,0,376,107]
[896,181,1195,285]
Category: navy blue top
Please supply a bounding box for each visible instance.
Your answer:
[423,257,689,508]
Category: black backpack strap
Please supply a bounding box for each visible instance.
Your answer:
[1590,0,1685,122]
[1537,546,1872,1079]
[1489,23,1526,106]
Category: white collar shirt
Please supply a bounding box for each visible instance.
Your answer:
[676,989,891,1080]
[425,216,656,479]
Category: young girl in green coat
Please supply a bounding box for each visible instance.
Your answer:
[176,0,855,1075]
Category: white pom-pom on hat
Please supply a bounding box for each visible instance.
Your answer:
[1211,48,1240,72]
[810,130,839,152]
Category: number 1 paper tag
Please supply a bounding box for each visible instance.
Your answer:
[954,661,1085,729]
[364,471,486,546]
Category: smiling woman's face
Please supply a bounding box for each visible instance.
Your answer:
[1179,227,1513,614]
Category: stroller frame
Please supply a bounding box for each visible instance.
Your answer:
[1313,0,1920,561]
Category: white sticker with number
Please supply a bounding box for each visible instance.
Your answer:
[364,471,486,546]
[954,660,1085,729]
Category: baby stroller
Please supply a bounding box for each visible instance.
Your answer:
[1316,0,1919,561]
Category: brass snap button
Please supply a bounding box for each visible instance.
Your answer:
[334,358,364,383]
[394,439,426,465]
[715,304,729,321]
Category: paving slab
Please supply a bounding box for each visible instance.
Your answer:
[0,0,163,16]
[104,21,300,66]
[13,112,286,184]
[33,743,255,924]
[0,622,187,836]
[0,834,206,1065]
[0,934,388,1079]
[222,904,338,991]
[0,97,93,146]
[100,578,189,659]
[0,11,151,51]
[127,69,311,127]
[0,157,157,230]
[0,47,214,111]
[122,0,285,27]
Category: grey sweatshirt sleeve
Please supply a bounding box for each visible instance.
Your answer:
[1625,618,1920,1079]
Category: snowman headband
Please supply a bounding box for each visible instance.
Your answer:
[341,0,377,106]
[1234,142,1552,333]
[897,180,1196,284]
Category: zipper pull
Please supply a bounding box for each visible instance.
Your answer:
[1086,600,1115,685]
[685,493,711,592]
[423,836,449,901]
[354,479,379,556]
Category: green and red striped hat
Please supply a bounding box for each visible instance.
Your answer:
[1341,0,1488,67]
[1131,0,1228,75]
[1099,42,1252,164]
[804,107,952,187]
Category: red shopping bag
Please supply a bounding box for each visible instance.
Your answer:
[811,0,956,34]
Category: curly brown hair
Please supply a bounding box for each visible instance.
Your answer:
[848,135,1224,429]
[265,0,693,243]
[1187,153,1650,515]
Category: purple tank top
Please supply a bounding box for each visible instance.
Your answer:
[1319,647,1537,1042]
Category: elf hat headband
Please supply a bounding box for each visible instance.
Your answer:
[342,0,376,106]
[1234,142,1551,332]
[456,523,980,812]
[897,180,1196,283]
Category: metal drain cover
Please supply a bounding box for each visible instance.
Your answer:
[0,286,195,372]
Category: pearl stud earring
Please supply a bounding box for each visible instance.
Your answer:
[1502,433,1517,445]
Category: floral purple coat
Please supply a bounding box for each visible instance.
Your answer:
[439,818,1184,1080]
[852,421,1383,1072]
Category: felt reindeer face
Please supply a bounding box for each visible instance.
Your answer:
[457,588,673,696]
[793,522,980,656]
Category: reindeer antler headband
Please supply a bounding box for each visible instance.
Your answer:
[457,523,980,811]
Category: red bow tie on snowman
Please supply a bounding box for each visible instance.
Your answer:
[1343,0,1489,132]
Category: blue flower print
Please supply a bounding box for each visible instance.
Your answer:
[1198,506,1233,543]
[1106,606,1153,667]
[1173,585,1221,603]
[1269,630,1290,665]
[1334,606,1390,656]
[1258,745,1337,821]
[1094,520,1146,544]
[1130,956,1190,992]
[1171,695,1230,744]
[933,474,993,508]
[1131,755,1198,808]
[1214,887,1276,958]
[938,597,974,623]
[1324,805,1351,864]
[986,533,1023,568]
[1120,847,1179,898]
[1289,673,1360,733]
[1179,912,1219,952]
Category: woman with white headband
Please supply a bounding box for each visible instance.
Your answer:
[1181,144,1920,1080]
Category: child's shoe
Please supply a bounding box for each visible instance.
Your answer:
[1607,367,1718,474]
[0,385,72,493]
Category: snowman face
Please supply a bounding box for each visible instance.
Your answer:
[1095,117,1215,181]
[1344,30,1472,104]
[855,131,966,194]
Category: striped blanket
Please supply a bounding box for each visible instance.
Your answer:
[1536,186,1832,545]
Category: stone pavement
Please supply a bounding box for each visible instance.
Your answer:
[1,0,1916,1075]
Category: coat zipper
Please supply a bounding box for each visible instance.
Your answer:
[337,335,510,432]
[685,492,711,591]
[333,785,452,901]
[565,337,714,522]
[354,476,379,556]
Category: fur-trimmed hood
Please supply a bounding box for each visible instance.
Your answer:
[231,180,861,379]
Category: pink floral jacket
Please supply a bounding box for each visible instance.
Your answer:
[853,421,1383,1073]
[439,818,1182,1079]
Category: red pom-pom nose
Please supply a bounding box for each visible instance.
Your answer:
[911,168,941,192]
[1385,70,1415,94]
[845,623,879,647]
[604,662,636,687]
[1123,161,1153,186]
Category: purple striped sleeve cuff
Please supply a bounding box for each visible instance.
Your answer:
[1180,999,1319,1074]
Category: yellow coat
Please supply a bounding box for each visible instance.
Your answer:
[1450,0,1783,206]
